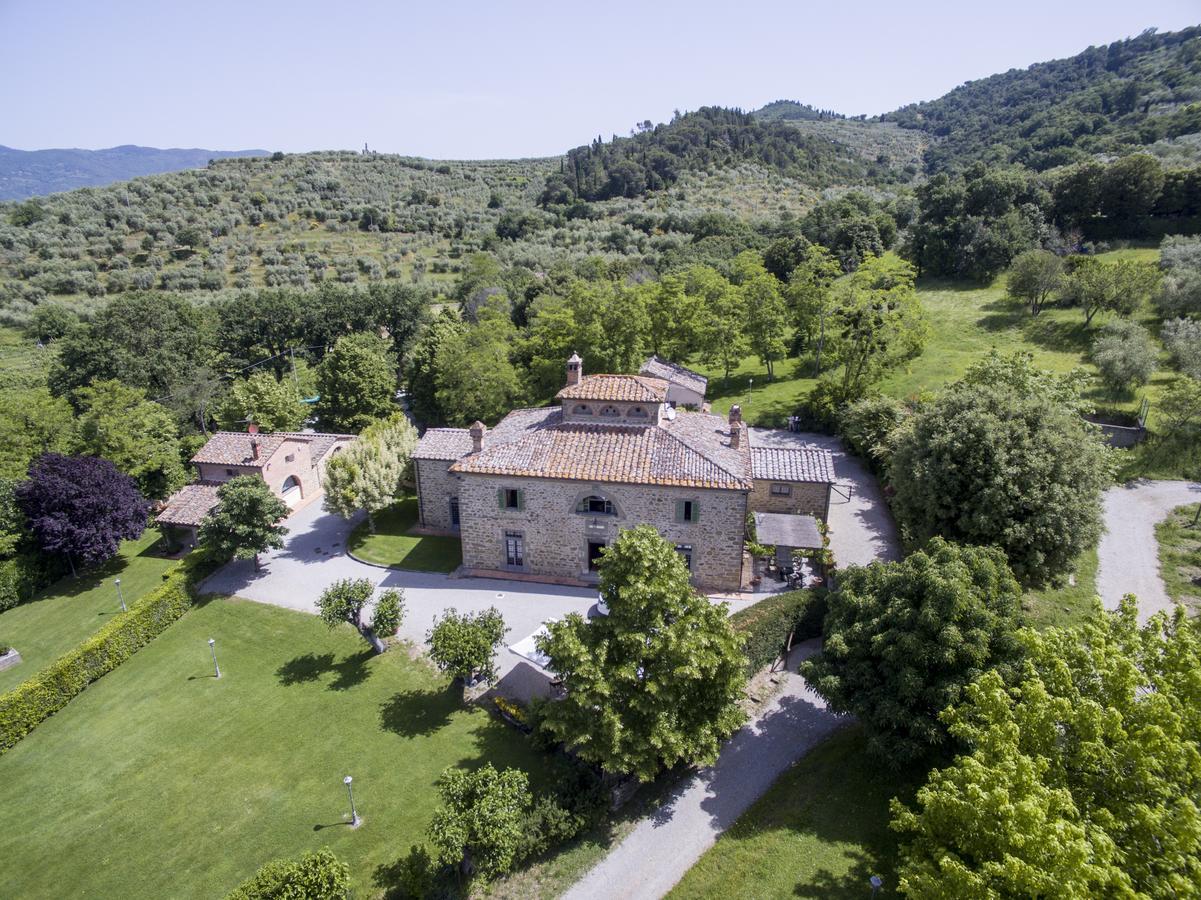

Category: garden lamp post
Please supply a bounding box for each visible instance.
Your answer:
[344,775,360,826]
[208,638,221,678]
[114,578,126,613]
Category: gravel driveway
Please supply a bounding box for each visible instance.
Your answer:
[1097,479,1201,621]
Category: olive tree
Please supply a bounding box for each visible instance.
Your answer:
[1092,318,1158,393]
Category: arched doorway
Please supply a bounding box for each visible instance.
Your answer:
[281,475,303,505]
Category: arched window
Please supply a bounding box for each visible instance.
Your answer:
[576,495,615,515]
[628,406,648,419]
[599,405,620,417]
[572,404,592,415]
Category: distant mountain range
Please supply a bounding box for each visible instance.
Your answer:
[0,145,269,200]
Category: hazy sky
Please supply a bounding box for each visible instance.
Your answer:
[1,0,1197,159]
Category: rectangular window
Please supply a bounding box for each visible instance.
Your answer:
[449,497,460,527]
[675,499,699,523]
[285,453,295,463]
[225,468,235,476]
[770,483,792,497]
[498,487,524,510]
[504,531,524,567]
[675,544,693,570]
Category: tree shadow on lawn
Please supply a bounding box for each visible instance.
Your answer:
[377,684,461,737]
[275,649,374,691]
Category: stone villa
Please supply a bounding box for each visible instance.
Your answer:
[413,355,836,592]
[157,426,355,548]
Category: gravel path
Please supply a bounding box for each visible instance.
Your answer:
[563,641,844,900]
[1097,479,1201,621]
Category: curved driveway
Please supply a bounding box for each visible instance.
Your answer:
[1098,479,1201,621]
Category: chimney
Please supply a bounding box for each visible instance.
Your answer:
[566,352,582,387]
[729,405,742,450]
[469,420,487,454]
[246,421,259,435]
[250,436,261,460]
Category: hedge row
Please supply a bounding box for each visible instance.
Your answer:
[0,550,220,754]
[0,551,70,613]
[731,589,828,674]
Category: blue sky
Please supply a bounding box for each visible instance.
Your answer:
[0,0,1197,159]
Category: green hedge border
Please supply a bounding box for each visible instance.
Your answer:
[731,589,828,674]
[0,550,220,754]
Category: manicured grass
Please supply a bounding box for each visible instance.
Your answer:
[348,497,462,572]
[668,725,924,899]
[0,595,553,899]
[1156,504,1201,613]
[1021,546,1100,630]
[0,531,175,693]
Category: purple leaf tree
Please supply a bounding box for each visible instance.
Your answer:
[16,454,149,575]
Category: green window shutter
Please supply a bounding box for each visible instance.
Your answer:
[517,489,525,511]
[497,488,505,509]
[692,500,700,522]
[675,500,684,523]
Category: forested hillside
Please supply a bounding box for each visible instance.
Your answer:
[0,145,267,201]
[886,26,1201,171]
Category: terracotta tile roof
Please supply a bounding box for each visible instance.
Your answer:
[555,374,669,403]
[639,356,708,397]
[450,407,752,490]
[413,428,474,460]
[190,431,353,467]
[751,446,836,483]
[156,482,222,528]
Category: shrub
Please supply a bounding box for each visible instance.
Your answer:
[730,589,827,674]
[427,606,507,686]
[1092,318,1158,393]
[371,588,404,638]
[1162,317,1201,379]
[0,551,69,613]
[0,550,219,754]
[226,848,350,900]
[839,394,911,471]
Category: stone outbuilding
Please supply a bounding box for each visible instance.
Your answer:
[639,355,709,409]
[157,426,355,549]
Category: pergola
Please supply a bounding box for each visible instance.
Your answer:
[753,511,824,571]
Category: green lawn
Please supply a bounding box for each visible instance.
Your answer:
[668,726,925,899]
[1022,546,1100,630]
[348,497,462,573]
[1155,504,1201,612]
[0,531,175,693]
[0,595,554,899]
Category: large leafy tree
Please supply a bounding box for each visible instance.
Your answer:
[199,476,289,569]
[800,539,1024,763]
[434,296,522,425]
[405,309,467,427]
[73,380,187,500]
[216,289,308,378]
[892,598,1201,897]
[1065,257,1162,325]
[1091,318,1158,394]
[323,413,418,530]
[736,255,789,379]
[0,387,75,480]
[827,255,926,392]
[315,332,397,433]
[428,764,532,881]
[215,370,308,432]
[1005,248,1064,316]
[690,265,749,387]
[889,358,1112,584]
[785,244,842,373]
[49,292,211,399]
[316,577,374,638]
[15,453,148,574]
[535,525,747,781]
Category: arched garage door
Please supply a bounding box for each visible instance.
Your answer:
[281,475,303,505]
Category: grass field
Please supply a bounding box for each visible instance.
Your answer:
[348,497,463,573]
[1155,504,1201,612]
[0,531,175,693]
[668,725,924,899]
[0,595,554,899]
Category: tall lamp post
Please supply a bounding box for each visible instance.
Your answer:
[344,775,360,827]
[114,578,126,613]
[208,638,221,678]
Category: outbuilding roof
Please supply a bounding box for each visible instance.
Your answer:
[190,431,353,467]
[639,355,709,397]
[751,446,836,483]
[753,512,824,549]
[156,482,222,528]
